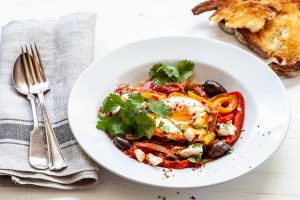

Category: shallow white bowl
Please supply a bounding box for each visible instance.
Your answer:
[68,37,290,188]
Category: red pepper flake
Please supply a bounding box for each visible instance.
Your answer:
[162,168,173,179]
[190,196,196,200]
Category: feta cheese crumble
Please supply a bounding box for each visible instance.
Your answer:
[184,128,195,142]
[134,149,145,162]
[146,153,163,166]
[178,144,203,158]
[218,120,236,136]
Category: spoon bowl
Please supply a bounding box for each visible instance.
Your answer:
[13,54,29,95]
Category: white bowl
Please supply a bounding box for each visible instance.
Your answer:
[68,37,290,188]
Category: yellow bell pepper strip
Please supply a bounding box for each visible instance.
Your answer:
[168,92,186,97]
[141,92,167,100]
[211,94,238,114]
[187,91,213,107]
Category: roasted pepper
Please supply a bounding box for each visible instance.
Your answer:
[187,91,213,107]
[211,95,238,114]
[224,91,245,145]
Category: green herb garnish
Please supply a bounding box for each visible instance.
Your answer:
[97,93,172,139]
[163,125,170,133]
[227,148,234,155]
[187,155,203,164]
[187,157,198,163]
[192,143,202,148]
[158,121,165,128]
[147,98,172,118]
[204,108,213,114]
[149,60,195,85]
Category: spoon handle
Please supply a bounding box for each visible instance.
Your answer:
[37,93,67,170]
[27,94,48,169]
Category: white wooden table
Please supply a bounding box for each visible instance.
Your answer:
[1,0,300,199]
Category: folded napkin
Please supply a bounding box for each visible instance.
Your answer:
[0,13,99,189]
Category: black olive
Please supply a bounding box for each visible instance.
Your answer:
[203,80,227,97]
[113,136,132,151]
[207,141,231,159]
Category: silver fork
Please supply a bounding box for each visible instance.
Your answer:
[21,44,67,170]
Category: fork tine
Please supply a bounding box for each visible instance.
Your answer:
[25,45,37,84]
[30,44,43,83]
[21,47,33,87]
[34,43,47,82]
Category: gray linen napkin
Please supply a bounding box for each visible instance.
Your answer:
[0,13,99,189]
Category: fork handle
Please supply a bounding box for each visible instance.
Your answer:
[37,93,67,170]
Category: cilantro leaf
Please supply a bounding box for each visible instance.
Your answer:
[147,98,172,118]
[123,93,144,116]
[97,93,157,139]
[176,60,195,83]
[149,63,172,85]
[149,60,195,85]
[187,157,198,163]
[96,115,125,136]
[159,121,164,127]
[149,63,164,77]
[163,65,180,79]
[102,93,124,112]
[127,93,144,103]
[133,112,156,139]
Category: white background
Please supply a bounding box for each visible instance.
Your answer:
[1,0,300,199]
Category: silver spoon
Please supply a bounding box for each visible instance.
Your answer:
[13,54,48,169]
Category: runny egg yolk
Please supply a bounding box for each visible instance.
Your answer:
[172,108,191,123]
[163,95,208,129]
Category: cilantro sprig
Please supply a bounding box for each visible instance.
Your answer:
[149,60,195,85]
[147,98,172,118]
[97,93,172,139]
[187,156,202,164]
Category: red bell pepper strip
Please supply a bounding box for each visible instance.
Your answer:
[151,82,185,94]
[161,160,192,169]
[218,113,234,124]
[225,91,245,145]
